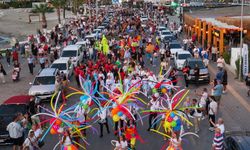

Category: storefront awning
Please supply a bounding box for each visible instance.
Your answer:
[201,18,240,30]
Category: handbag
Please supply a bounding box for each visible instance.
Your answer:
[38,140,45,148]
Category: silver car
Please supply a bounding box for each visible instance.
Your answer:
[28,68,58,100]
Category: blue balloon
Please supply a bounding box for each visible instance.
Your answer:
[117,111,123,117]
[80,95,89,102]
[173,125,181,131]
[176,119,181,126]
[170,112,175,118]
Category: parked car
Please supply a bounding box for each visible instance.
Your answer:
[60,45,83,66]
[184,58,210,83]
[50,58,73,79]
[224,131,250,150]
[28,68,58,100]
[174,51,192,70]
[0,95,31,145]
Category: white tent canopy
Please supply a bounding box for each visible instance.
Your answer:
[201,18,240,29]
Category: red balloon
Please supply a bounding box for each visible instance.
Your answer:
[167,117,173,122]
[154,83,161,89]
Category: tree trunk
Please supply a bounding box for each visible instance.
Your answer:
[57,8,61,24]
[41,13,47,29]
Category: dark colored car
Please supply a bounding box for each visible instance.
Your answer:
[184,58,210,83]
[0,95,31,145]
[224,131,250,150]
[162,35,176,43]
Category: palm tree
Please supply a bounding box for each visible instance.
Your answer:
[32,4,54,29]
[51,0,66,24]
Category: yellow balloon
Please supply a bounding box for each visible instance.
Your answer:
[163,122,171,129]
[113,114,120,122]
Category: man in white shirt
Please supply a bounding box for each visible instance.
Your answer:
[209,117,225,134]
[7,114,24,150]
[98,108,110,137]
[217,55,225,68]
[208,97,218,131]
[147,95,160,131]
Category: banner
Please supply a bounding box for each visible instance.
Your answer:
[242,44,249,76]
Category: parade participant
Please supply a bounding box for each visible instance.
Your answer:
[13,60,21,81]
[194,64,199,86]
[27,54,35,75]
[147,93,160,131]
[0,63,7,83]
[114,136,128,150]
[22,130,39,150]
[60,129,78,150]
[182,65,190,88]
[168,132,182,150]
[6,49,11,66]
[213,80,223,108]
[191,99,203,133]
[98,108,110,138]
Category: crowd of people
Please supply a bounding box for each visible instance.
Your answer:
[0,4,247,150]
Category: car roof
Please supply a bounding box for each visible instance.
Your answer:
[75,41,87,45]
[177,51,191,54]
[63,45,81,51]
[187,58,203,62]
[85,35,95,38]
[37,68,58,77]
[52,58,69,64]
[3,95,31,105]
[229,136,250,150]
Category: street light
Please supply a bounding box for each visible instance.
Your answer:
[239,0,244,81]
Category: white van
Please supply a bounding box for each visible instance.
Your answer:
[61,45,83,66]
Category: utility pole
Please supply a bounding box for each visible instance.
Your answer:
[239,0,244,80]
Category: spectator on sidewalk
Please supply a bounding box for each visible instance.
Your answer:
[209,118,225,135]
[191,99,203,133]
[245,72,250,96]
[0,63,7,83]
[222,69,228,93]
[208,96,218,131]
[6,49,11,66]
[211,45,217,62]
[212,128,224,150]
[216,67,224,82]
[7,114,24,150]
[213,80,223,107]
[217,55,225,68]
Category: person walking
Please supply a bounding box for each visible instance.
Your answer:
[191,99,203,133]
[39,54,45,69]
[222,69,228,93]
[208,97,218,131]
[182,65,190,88]
[98,108,110,138]
[217,55,225,68]
[211,45,217,62]
[6,49,11,66]
[0,63,7,83]
[194,64,200,86]
[245,72,250,96]
[27,55,35,75]
[147,94,160,131]
[6,114,24,150]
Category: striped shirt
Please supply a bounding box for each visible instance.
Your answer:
[213,133,224,150]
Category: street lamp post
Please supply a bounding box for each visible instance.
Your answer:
[239,0,244,80]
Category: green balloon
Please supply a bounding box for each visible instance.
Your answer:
[83,104,88,110]
[171,121,177,127]
[152,88,157,94]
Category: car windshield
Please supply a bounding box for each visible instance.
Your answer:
[159,28,166,31]
[170,43,182,49]
[33,76,55,85]
[189,60,205,69]
[0,105,27,114]
[178,54,191,59]
[61,51,77,57]
[51,63,66,70]
[162,31,171,35]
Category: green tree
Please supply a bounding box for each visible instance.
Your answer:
[32,4,54,29]
[51,0,66,23]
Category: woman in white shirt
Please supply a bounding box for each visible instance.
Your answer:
[23,130,38,150]
[217,55,225,68]
[114,136,128,150]
[168,132,182,150]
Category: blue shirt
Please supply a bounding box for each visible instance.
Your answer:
[214,84,223,96]
[216,71,224,81]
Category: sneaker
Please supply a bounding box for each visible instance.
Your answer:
[209,127,214,131]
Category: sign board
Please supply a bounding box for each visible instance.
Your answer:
[242,44,249,76]
[230,47,241,71]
